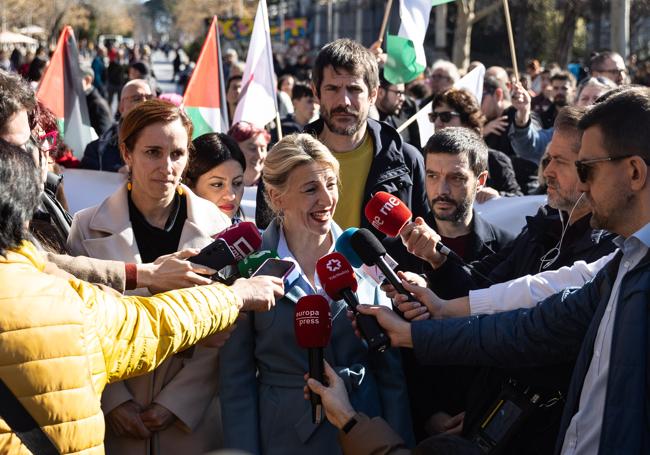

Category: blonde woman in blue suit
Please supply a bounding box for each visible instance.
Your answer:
[218,133,414,455]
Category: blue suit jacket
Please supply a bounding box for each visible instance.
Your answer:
[218,219,414,455]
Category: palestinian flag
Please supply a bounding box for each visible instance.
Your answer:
[385,0,454,84]
[37,26,94,159]
[183,16,228,139]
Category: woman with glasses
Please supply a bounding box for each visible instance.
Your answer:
[575,77,616,107]
[185,132,247,222]
[430,88,523,200]
[68,99,231,455]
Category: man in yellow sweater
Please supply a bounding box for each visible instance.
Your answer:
[0,143,283,454]
[304,39,430,272]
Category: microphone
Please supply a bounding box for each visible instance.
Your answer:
[294,295,332,424]
[214,221,263,262]
[316,252,390,352]
[237,249,279,278]
[334,227,363,268]
[350,228,416,318]
[365,191,464,262]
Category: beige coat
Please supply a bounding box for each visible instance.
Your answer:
[67,184,231,455]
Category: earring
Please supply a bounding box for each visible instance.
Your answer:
[177,178,184,196]
[126,171,132,191]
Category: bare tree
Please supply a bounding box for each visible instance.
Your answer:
[452,0,503,70]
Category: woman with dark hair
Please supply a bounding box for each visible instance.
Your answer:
[186,132,246,221]
[431,88,523,200]
[68,99,231,455]
[228,121,271,186]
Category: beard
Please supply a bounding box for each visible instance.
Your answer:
[554,95,568,107]
[546,178,583,212]
[430,195,472,223]
[321,105,365,136]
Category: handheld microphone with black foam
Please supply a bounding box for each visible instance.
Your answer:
[316,252,390,352]
[237,249,279,278]
[348,228,415,318]
[214,221,263,261]
[365,191,464,262]
[294,295,332,424]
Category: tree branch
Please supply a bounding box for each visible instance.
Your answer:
[470,1,503,25]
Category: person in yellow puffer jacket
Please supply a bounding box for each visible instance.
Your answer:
[0,130,283,454]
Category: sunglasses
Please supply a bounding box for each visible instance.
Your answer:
[428,111,461,123]
[574,154,635,183]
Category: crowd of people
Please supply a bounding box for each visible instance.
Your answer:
[0,30,649,455]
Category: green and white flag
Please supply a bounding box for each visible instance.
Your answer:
[385,0,454,84]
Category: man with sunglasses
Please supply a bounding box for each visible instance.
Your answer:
[396,106,616,453]
[364,87,650,455]
[81,79,153,172]
[589,51,627,86]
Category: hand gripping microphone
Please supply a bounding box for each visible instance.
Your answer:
[351,228,421,318]
[237,249,279,278]
[214,221,263,261]
[365,191,463,262]
[294,295,332,424]
[316,252,390,352]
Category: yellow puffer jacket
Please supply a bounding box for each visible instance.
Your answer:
[0,242,241,454]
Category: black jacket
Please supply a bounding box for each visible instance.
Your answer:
[81,123,123,172]
[485,106,541,195]
[257,118,431,272]
[406,210,515,441]
[428,205,617,297]
[85,87,113,136]
[487,148,523,197]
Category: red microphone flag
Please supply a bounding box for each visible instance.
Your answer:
[294,295,332,349]
[364,191,412,237]
[214,221,262,261]
[316,252,358,301]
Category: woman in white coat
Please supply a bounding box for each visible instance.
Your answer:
[67,99,231,455]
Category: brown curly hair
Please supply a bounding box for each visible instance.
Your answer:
[432,88,486,134]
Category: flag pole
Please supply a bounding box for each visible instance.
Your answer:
[397,103,427,133]
[276,113,283,140]
[377,0,394,44]
[502,0,519,81]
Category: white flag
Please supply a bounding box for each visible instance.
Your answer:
[415,64,486,147]
[232,0,277,128]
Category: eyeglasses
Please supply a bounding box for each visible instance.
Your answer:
[125,93,154,103]
[574,154,635,183]
[596,68,627,76]
[428,111,461,123]
[385,88,405,97]
[430,74,451,81]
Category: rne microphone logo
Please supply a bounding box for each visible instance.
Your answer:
[371,195,401,229]
[326,258,342,272]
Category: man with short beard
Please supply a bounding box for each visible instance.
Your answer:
[403,127,514,441]
[303,38,430,271]
[399,106,617,453]
[539,71,577,129]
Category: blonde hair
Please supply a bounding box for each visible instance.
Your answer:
[263,133,340,214]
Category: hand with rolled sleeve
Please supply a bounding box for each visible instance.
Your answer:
[512,82,532,127]
[399,217,447,269]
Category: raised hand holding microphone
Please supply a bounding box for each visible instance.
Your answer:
[294,295,332,424]
[316,252,390,352]
[365,191,462,269]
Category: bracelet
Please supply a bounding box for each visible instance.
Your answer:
[341,415,358,434]
[125,263,138,290]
